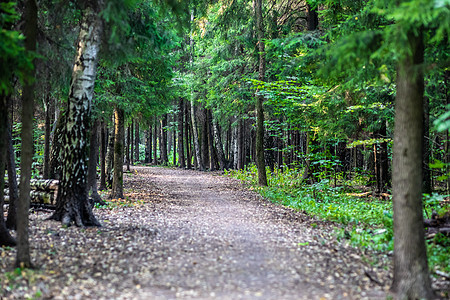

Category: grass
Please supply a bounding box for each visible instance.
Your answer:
[225,164,450,275]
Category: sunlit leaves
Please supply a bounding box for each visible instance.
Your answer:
[434,105,450,132]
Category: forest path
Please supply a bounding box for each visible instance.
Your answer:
[1,166,390,299]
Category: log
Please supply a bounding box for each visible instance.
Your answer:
[423,218,439,227]
[435,270,450,280]
[5,178,59,191]
[5,189,57,205]
[4,178,59,205]
[29,179,59,191]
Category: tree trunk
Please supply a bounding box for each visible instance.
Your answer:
[144,129,150,163]
[206,109,217,171]
[167,115,173,160]
[201,109,210,169]
[49,112,66,180]
[130,120,134,164]
[237,119,244,170]
[6,92,18,229]
[445,71,450,194]
[110,107,124,199]
[189,9,203,171]
[255,0,267,185]
[226,120,231,162]
[152,118,158,164]
[172,119,177,166]
[135,120,139,163]
[43,92,52,179]
[88,118,104,205]
[99,119,107,191]
[422,97,431,194]
[185,102,192,169]
[306,4,318,31]
[266,128,275,172]
[126,125,131,171]
[106,119,115,187]
[302,132,311,180]
[391,29,433,299]
[160,115,168,164]
[16,0,37,266]
[178,98,186,168]
[380,122,390,190]
[50,3,103,227]
[212,116,227,170]
[0,94,16,247]
[191,102,203,170]
[147,126,152,163]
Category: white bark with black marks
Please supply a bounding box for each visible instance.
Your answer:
[50,4,103,227]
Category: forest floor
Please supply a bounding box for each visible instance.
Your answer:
[0,166,439,299]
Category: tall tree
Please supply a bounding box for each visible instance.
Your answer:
[391,29,433,299]
[188,10,204,170]
[255,0,267,186]
[16,0,37,267]
[50,1,103,226]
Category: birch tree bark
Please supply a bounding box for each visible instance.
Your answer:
[50,2,103,226]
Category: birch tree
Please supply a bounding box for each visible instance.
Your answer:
[50,1,104,226]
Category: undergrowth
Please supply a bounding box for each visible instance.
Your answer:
[225,164,450,275]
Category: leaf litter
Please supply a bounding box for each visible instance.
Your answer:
[1,166,448,299]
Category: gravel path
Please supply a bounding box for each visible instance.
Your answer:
[1,166,392,299]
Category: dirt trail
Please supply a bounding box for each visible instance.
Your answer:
[1,166,391,299]
[114,166,389,299]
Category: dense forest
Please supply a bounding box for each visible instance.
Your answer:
[1,0,449,299]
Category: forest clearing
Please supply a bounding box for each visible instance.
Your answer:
[1,0,450,299]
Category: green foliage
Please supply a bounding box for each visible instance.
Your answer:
[0,2,33,95]
[95,0,179,122]
[427,233,450,274]
[429,160,450,182]
[11,121,44,178]
[434,104,450,133]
